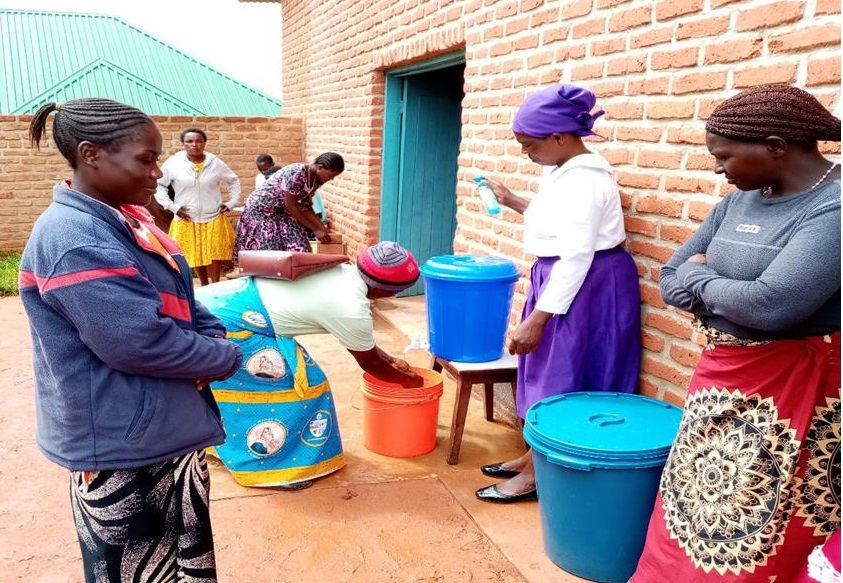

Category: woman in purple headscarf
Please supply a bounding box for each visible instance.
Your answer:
[475,83,641,503]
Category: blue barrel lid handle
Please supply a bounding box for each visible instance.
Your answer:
[588,413,626,427]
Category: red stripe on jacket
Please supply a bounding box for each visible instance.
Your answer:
[159,291,192,321]
[37,266,140,293]
[18,270,36,289]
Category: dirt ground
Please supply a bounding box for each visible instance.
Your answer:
[0,295,588,583]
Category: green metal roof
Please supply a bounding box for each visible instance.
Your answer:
[0,9,282,115]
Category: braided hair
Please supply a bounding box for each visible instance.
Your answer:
[706,84,841,143]
[29,98,154,168]
[314,152,345,172]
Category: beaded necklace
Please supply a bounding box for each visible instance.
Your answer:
[762,162,837,198]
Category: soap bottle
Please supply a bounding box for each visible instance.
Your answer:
[474,176,501,215]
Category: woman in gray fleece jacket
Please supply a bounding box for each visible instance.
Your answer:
[632,85,840,583]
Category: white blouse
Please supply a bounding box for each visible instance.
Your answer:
[155,151,241,224]
[523,153,626,314]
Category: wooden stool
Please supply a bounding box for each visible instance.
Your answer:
[431,353,518,464]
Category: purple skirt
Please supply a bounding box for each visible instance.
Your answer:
[517,247,641,417]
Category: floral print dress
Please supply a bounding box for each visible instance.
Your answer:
[233,163,318,260]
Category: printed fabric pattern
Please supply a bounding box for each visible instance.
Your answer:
[196,277,345,487]
[233,163,319,259]
[631,334,841,583]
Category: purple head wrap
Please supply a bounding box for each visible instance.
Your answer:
[512,84,605,138]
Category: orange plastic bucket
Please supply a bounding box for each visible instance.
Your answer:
[360,368,444,458]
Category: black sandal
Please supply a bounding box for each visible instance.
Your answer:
[273,479,314,491]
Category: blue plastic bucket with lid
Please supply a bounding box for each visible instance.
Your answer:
[523,392,683,583]
[420,255,520,363]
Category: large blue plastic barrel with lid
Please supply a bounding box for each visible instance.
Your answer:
[420,254,520,363]
[524,392,683,583]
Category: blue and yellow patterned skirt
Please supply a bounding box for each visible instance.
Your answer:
[196,277,345,487]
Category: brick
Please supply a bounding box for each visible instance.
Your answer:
[597,0,632,7]
[807,55,841,85]
[661,223,697,244]
[542,25,570,43]
[637,149,684,169]
[571,62,605,81]
[646,99,696,119]
[638,377,663,399]
[666,125,707,145]
[664,176,719,195]
[630,26,673,48]
[669,342,703,368]
[686,152,716,171]
[649,265,662,280]
[593,37,627,57]
[531,7,561,27]
[673,71,728,94]
[642,354,693,386]
[631,239,678,263]
[615,125,663,142]
[675,16,730,40]
[605,101,645,120]
[628,77,670,95]
[645,311,693,339]
[636,196,684,217]
[562,0,593,19]
[736,1,805,31]
[505,15,532,36]
[607,54,648,76]
[572,17,606,39]
[651,47,699,70]
[616,171,662,189]
[600,147,635,166]
[733,63,798,87]
[640,282,668,309]
[642,329,666,352]
[588,80,626,97]
[704,38,763,64]
[608,6,653,32]
[655,0,703,21]
[769,24,841,53]
[816,0,841,13]
[662,388,688,407]
[625,215,659,237]
[688,200,715,221]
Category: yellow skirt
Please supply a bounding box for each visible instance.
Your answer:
[169,214,235,268]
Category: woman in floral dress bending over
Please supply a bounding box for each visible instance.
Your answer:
[234,152,344,259]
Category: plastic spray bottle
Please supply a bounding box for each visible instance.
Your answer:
[474,176,501,215]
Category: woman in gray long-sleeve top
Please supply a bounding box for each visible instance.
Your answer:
[631,84,841,583]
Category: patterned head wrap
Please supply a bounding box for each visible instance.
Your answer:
[512,83,605,138]
[356,241,420,294]
[706,84,841,142]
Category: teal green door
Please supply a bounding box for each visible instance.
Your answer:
[381,60,464,297]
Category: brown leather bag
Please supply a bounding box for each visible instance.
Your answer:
[237,250,349,280]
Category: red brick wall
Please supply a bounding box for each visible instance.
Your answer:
[278,0,841,403]
[0,115,303,252]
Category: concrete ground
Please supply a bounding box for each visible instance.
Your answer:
[0,294,589,583]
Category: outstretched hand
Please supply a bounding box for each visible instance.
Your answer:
[314,228,332,243]
[391,358,426,387]
[397,371,425,388]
